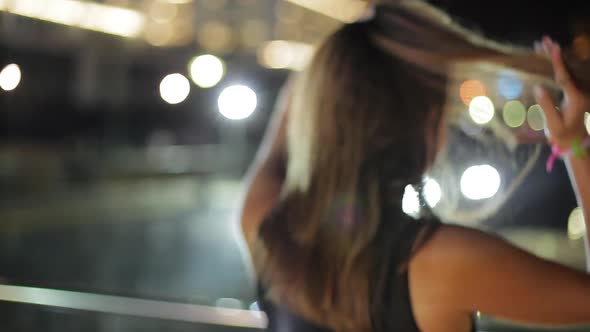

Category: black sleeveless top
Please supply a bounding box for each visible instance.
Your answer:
[257,215,472,332]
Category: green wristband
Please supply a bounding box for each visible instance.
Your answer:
[571,138,588,159]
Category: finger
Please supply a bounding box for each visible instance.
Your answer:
[534,40,544,55]
[534,85,563,136]
[544,37,576,92]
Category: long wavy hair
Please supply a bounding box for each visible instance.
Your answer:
[254,1,590,331]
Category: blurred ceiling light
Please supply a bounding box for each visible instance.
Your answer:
[460,165,501,200]
[0,64,22,91]
[240,19,269,49]
[160,73,191,105]
[197,21,234,53]
[145,22,174,46]
[2,0,145,37]
[259,40,313,71]
[527,104,546,131]
[189,55,225,88]
[502,100,526,128]
[468,96,495,125]
[149,1,177,23]
[286,0,367,23]
[218,85,257,120]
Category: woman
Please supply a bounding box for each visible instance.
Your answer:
[240,1,590,331]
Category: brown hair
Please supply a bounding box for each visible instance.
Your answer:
[255,1,590,331]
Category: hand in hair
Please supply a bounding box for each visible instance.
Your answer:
[534,36,590,270]
[534,36,589,148]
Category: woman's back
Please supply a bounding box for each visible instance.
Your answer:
[258,203,448,332]
[242,2,590,331]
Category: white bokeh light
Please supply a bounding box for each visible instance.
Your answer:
[527,104,546,131]
[460,165,501,200]
[424,177,442,208]
[469,96,495,125]
[585,112,590,135]
[189,54,225,88]
[0,64,22,91]
[218,85,257,120]
[568,207,586,240]
[159,73,190,104]
[402,185,420,217]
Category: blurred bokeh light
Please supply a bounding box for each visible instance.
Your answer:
[502,100,526,128]
[160,73,191,104]
[424,177,442,208]
[459,79,487,106]
[460,165,501,200]
[469,96,495,125]
[0,63,21,91]
[527,104,546,131]
[402,184,420,217]
[2,0,146,37]
[568,207,586,240]
[497,71,523,100]
[189,55,225,88]
[218,85,257,120]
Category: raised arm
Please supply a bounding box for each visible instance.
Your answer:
[410,37,590,331]
[534,37,590,270]
[410,225,590,330]
[239,77,293,249]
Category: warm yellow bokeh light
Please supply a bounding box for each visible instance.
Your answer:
[502,100,526,128]
[568,207,586,240]
[149,1,177,23]
[585,112,590,135]
[145,22,174,46]
[469,96,495,125]
[2,0,145,37]
[258,40,312,71]
[527,104,546,131]
[197,21,234,53]
[460,79,487,105]
[260,40,293,69]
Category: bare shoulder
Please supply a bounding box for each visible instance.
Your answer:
[408,225,481,332]
[408,224,590,331]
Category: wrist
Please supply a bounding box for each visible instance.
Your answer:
[552,128,589,150]
[546,134,590,172]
